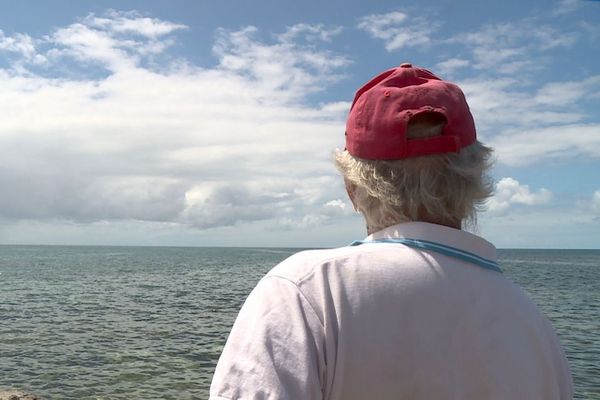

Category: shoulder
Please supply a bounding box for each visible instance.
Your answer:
[264,246,359,283]
[264,243,419,285]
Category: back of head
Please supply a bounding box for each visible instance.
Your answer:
[336,64,494,232]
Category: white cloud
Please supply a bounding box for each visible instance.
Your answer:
[553,0,581,16]
[448,21,577,74]
[534,76,600,106]
[46,10,187,73]
[179,177,348,230]
[0,30,46,65]
[359,10,578,77]
[0,30,36,58]
[483,189,600,248]
[458,74,600,165]
[487,124,600,166]
[487,178,552,214]
[213,24,350,102]
[276,23,343,43]
[434,58,469,75]
[89,9,187,37]
[183,183,289,229]
[1,8,598,248]
[0,11,352,233]
[322,199,352,216]
[533,25,579,49]
[459,78,583,134]
[357,11,438,51]
[318,101,352,116]
[275,197,354,230]
[49,21,135,71]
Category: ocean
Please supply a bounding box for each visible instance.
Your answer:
[0,245,598,399]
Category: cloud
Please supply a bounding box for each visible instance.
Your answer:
[486,178,552,215]
[356,8,578,73]
[357,11,438,51]
[276,23,343,43]
[45,10,187,73]
[459,77,582,131]
[487,124,600,166]
[0,30,47,66]
[275,197,354,231]
[0,11,351,232]
[183,184,289,229]
[579,20,600,42]
[181,177,347,230]
[358,9,579,80]
[479,204,598,249]
[0,30,36,59]
[448,21,578,74]
[553,0,581,16]
[1,8,598,247]
[457,73,600,165]
[213,24,350,102]
[534,76,600,106]
[434,58,469,75]
[90,9,187,37]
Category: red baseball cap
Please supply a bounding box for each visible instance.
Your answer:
[345,63,477,160]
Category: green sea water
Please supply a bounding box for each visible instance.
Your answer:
[0,246,598,399]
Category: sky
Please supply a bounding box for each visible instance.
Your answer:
[0,0,599,248]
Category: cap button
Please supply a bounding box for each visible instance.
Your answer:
[400,63,412,68]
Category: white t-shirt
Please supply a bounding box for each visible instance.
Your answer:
[210,222,572,400]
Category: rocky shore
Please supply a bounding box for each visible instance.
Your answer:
[0,390,43,400]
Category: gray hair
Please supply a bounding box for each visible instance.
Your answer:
[335,117,494,231]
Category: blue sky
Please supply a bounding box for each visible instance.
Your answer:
[0,0,599,248]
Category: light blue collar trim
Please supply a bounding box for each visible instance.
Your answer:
[349,237,502,273]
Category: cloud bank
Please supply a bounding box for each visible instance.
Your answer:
[0,11,351,233]
[1,4,598,247]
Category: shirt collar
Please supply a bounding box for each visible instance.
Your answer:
[364,221,497,263]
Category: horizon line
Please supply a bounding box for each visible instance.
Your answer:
[1,243,599,251]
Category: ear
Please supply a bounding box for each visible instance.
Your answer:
[344,179,359,212]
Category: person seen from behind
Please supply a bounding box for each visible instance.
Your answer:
[209,63,573,400]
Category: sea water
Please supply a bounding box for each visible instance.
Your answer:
[0,246,599,399]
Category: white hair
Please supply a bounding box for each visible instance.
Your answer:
[335,115,494,231]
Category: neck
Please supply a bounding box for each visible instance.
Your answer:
[417,207,462,230]
[424,218,462,230]
[366,217,462,235]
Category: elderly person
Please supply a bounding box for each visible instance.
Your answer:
[209,64,572,399]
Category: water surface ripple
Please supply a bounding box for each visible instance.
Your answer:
[0,246,598,399]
